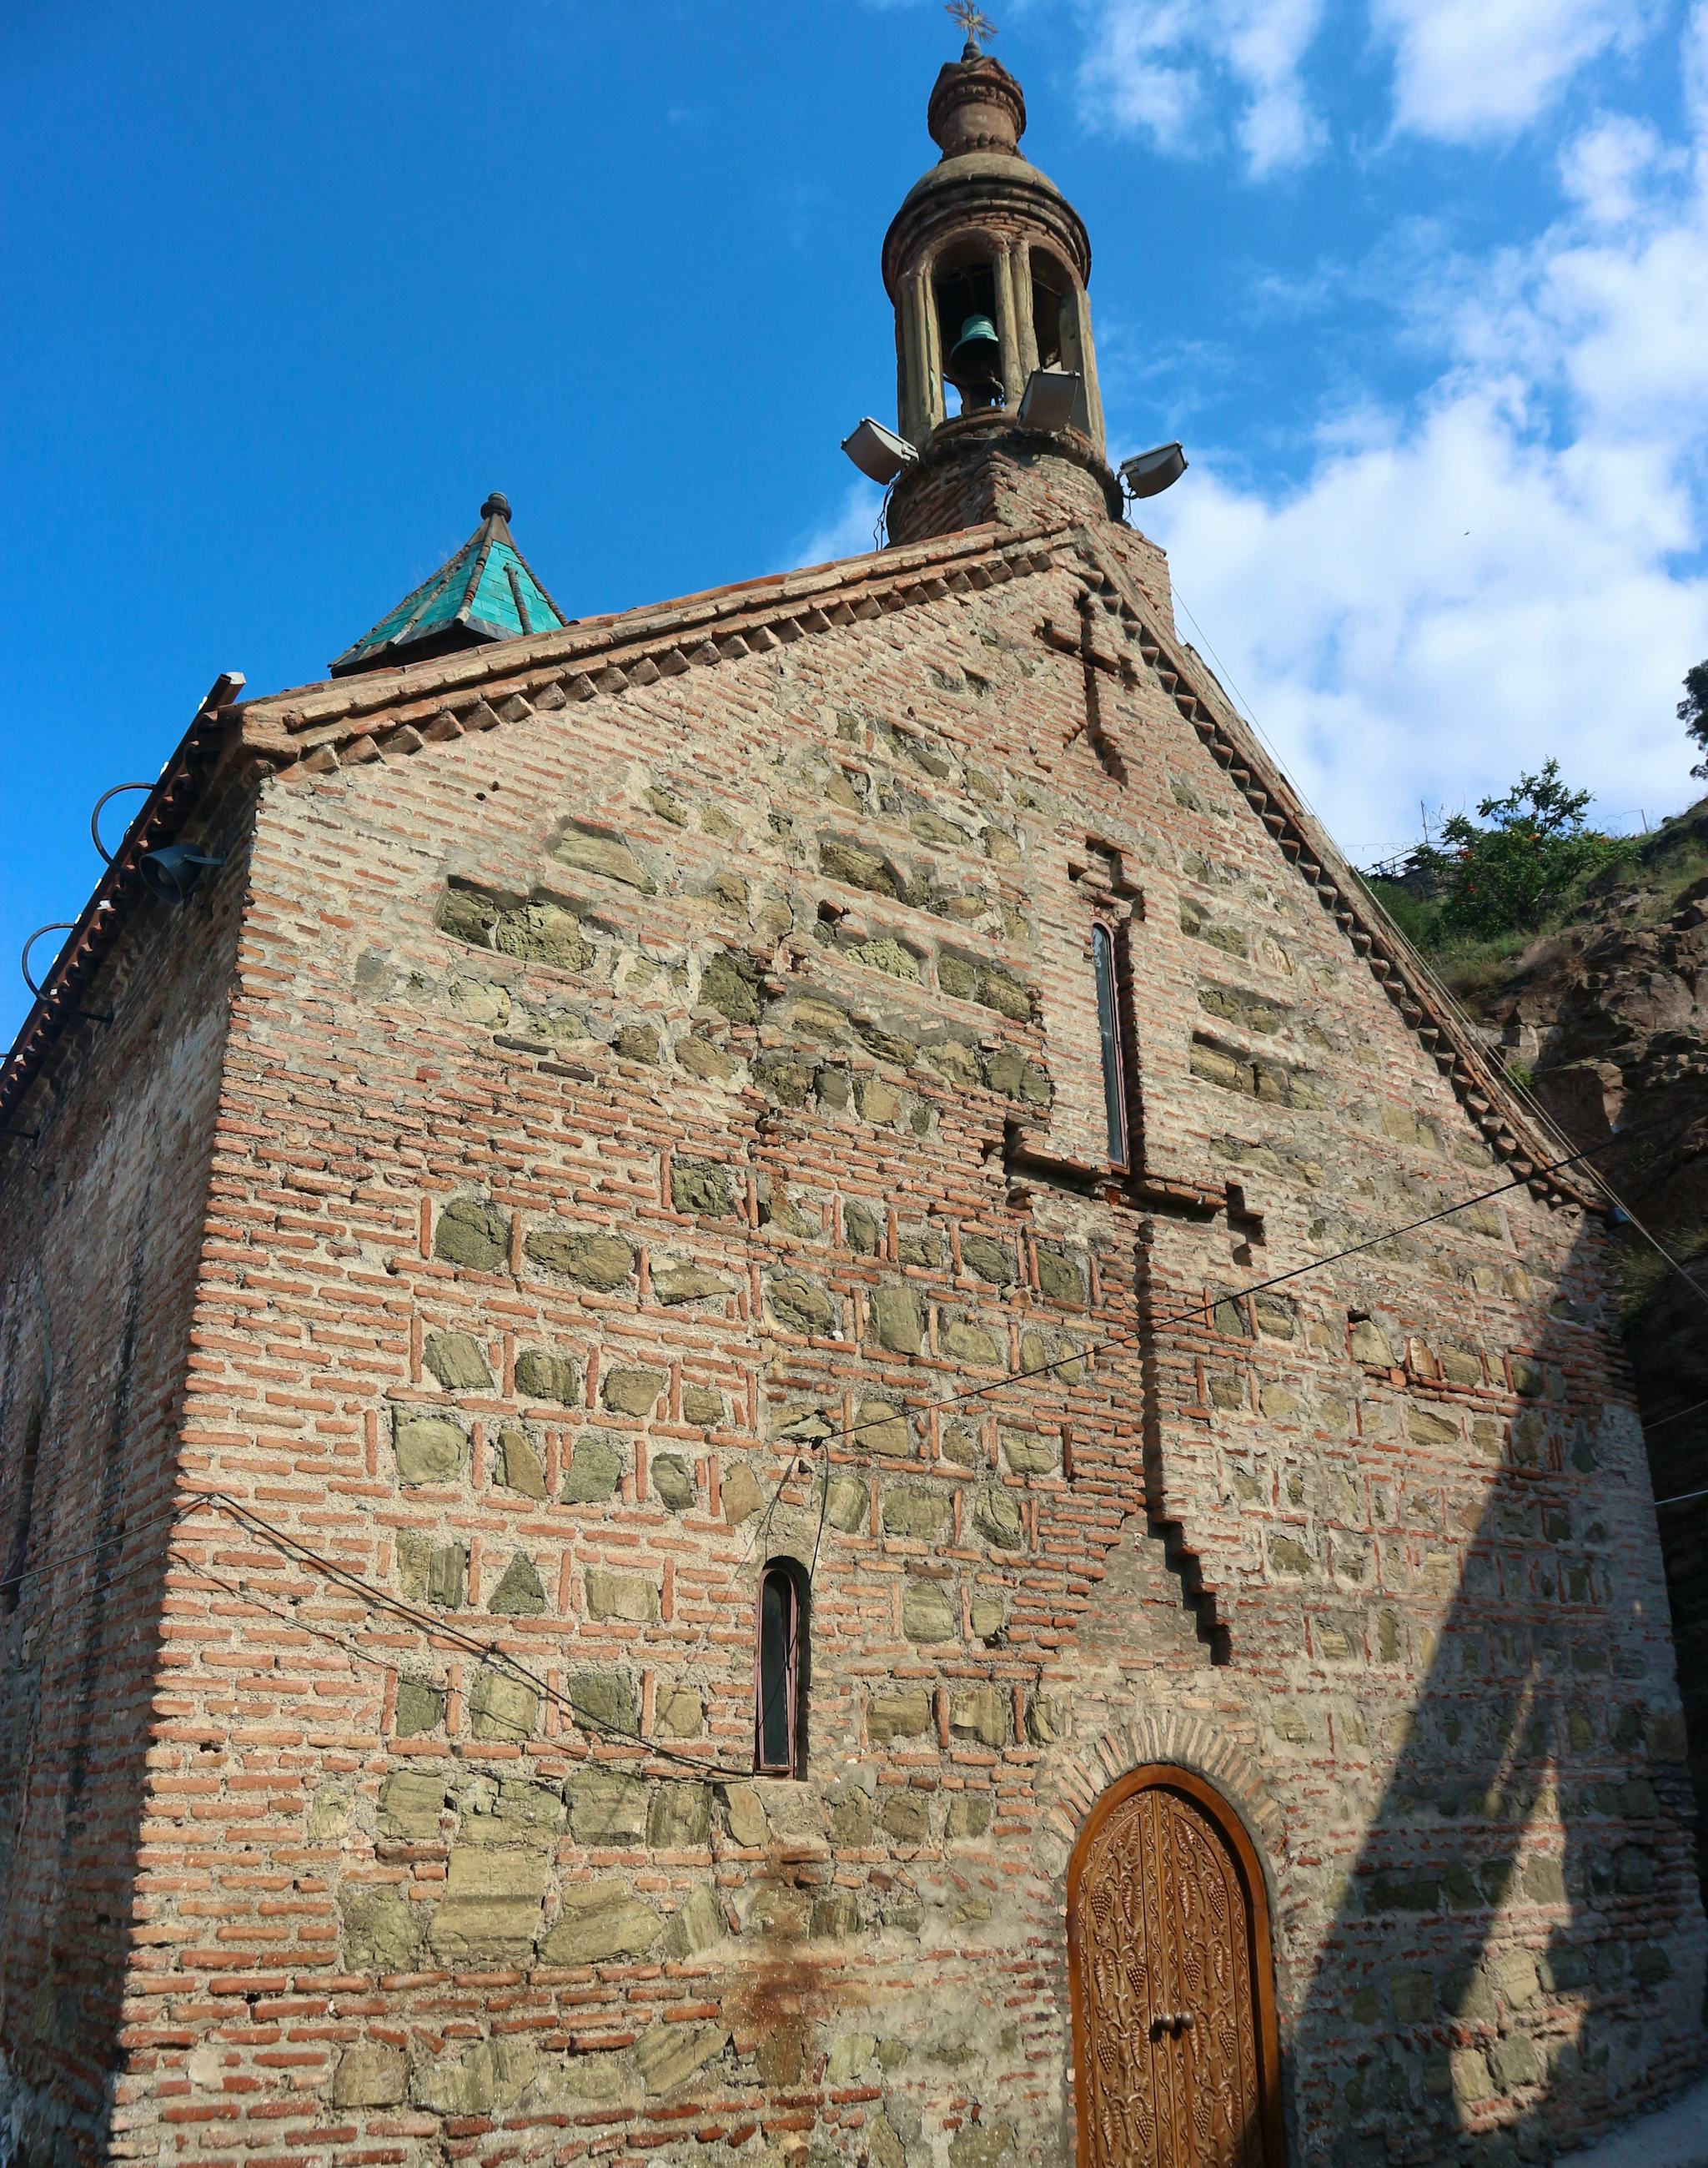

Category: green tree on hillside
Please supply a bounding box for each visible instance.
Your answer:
[1399,762,1630,938]
[1682,658,1708,779]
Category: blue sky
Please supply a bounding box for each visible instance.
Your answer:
[3,0,1706,1042]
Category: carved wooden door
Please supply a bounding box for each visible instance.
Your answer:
[1068,1770,1284,2168]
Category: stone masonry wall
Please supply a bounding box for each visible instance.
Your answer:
[0,825,250,2165]
[66,518,1708,2167]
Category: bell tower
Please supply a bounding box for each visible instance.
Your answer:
[880,30,1122,546]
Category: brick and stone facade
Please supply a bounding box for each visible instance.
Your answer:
[1,39,1702,2168]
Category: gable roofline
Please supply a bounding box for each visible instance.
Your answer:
[1074,527,1604,1215]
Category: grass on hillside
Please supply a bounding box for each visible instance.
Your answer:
[1362,807,1708,1009]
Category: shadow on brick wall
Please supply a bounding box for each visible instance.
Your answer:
[1283,1274,1707,2168]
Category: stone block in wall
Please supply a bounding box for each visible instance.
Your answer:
[585,1568,659,1623]
[701,951,760,1023]
[648,1783,712,1849]
[856,1399,911,1456]
[524,1228,635,1290]
[331,2045,408,2108]
[1002,1431,1058,1476]
[961,1234,1017,1287]
[885,1486,952,1542]
[569,1672,637,1735]
[868,1691,932,1743]
[872,1285,924,1354]
[655,1685,703,1738]
[470,1667,540,1742]
[516,1348,581,1406]
[952,1687,1010,1748]
[426,1844,550,1963]
[424,1330,492,1391]
[634,2019,725,2098]
[902,1579,957,1643]
[395,1681,445,1738]
[497,1428,548,1499]
[825,1474,869,1531]
[677,1034,740,1081]
[427,1544,468,1608]
[488,1553,546,1616]
[602,1366,664,1416]
[722,1461,765,1526]
[767,1270,836,1335]
[943,1316,1002,1366]
[413,2036,538,2116]
[393,1410,469,1486]
[652,1453,696,1509]
[435,1197,510,1271]
[492,901,595,970]
[379,1770,446,1841]
[439,884,499,945]
[563,1438,623,1503]
[662,1883,725,1958]
[974,1488,1024,1550]
[682,1382,725,1425]
[948,2121,1016,2167]
[540,1880,661,1965]
[656,1264,732,1307]
[845,1199,884,1255]
[882,1790,932,1844]
[811,1891,862,1939]
[982,1048,1050,1104]
[672,1161,736,1217]
[339,1883,424,1973]
[1035,1246,1084,1305]
[553,822,656,893]
[947,1794,992,1840]
[566,1767,648,1844]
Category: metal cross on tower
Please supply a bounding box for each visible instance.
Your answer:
[946,0,997,51]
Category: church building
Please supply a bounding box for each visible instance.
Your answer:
[0,30,1702,2168]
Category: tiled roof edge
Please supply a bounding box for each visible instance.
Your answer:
[240,521,1068,756]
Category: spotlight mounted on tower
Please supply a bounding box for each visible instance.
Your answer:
[1018,368,1085,434]
[1120,441,1189,501]
[841,417,919,486]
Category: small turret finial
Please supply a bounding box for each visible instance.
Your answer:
[480,491,512,521]
[946,1,996,54]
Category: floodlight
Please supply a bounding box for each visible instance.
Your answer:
[841,418,919,485]
[138,846,224,905]
[1018,368,1083,432]
[1120,441,1189,499]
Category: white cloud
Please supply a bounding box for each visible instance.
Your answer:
[1372,0,1658,144]
[792,480,887,569]
[1076,0,1328,176]
[1123,18,1708,860]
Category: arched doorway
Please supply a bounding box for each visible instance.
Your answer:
[1068,1767,1285,2168]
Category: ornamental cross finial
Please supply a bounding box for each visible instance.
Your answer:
[947,1,997,52]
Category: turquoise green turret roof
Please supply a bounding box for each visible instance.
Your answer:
[329,492,570,677]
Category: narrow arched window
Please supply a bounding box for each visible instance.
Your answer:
[1093,922,1130,1172]
[755,1559,806,1777]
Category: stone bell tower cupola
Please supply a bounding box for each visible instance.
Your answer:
[880,35,1121,546]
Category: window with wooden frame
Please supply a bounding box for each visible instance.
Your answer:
[754,1558,808,1777]
[1092,919,1132,1172]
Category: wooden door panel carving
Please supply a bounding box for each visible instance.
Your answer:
[1068,1768,1284,2168]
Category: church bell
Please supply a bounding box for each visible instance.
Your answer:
[945,313,1004,409]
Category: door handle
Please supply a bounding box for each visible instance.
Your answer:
[1150,2011,1195,2037]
